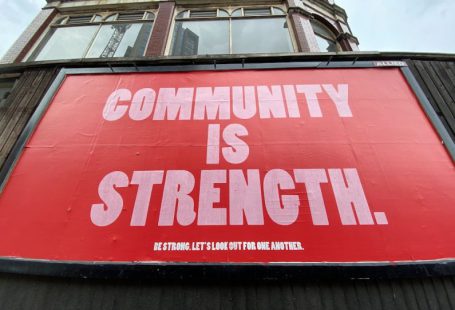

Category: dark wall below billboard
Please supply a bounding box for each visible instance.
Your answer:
[0,273,454,310]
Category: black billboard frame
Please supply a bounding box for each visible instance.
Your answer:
[0,60,454,281]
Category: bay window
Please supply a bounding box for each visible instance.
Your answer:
[28,12,155,61]
[171,7,294,56]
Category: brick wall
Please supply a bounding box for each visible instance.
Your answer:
[290,13,320,52]
[146,1,175,56]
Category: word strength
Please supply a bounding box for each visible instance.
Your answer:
[153,241,304,252]
[90,168,388,227]
[102,84,352,121]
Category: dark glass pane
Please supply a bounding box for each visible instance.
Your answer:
[31,25,98,61]
[232,18,293,54]
[243,8,271,16]
[86,23,153,58]
[190,10,217,18]
[117,12,145,21]
[171,20,229,56]
[67,15,93,24]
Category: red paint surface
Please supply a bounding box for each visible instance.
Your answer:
[0,68,454,263]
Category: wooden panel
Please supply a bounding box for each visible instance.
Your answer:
[0,273,454,310]
[0,68,58,169]
[407,60,455,141]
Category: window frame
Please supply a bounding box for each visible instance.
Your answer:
[27,11,156,62]
[168,6,296,56]
[310,19,341,53]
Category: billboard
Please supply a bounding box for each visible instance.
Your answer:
[0,68,454,264]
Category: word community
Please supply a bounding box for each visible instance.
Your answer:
[102,84,352,121]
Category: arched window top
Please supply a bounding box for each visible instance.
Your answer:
[271,7,286,15]
[144,12,155,20]
[92,14,102,22]
[176,10,190,19]
[311,19,337,41]
[231,8,242,17]
[104,14,117,21]
[311,19,340,52]
[218,9,229,17]
[54,17,68,25]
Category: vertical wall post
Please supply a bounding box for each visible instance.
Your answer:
[145,1,175,57]
[286,0,319,52]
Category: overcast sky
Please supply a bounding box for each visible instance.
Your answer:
[336,0,455,53]
[0,0,454,59]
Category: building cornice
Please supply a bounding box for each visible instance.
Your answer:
[288,6,314,19]
[175,0,282,4]
[3,52,455,74]
[337,32,359,45]
[306,0,347,19]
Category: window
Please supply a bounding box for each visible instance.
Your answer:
[311,19,340,52]
[28,12,155,61]
[171,7,294,56]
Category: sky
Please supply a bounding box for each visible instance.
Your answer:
[336,0,455,53]
[0,0,454,59]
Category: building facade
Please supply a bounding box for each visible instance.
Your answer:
[0,1,455,309]
[1,0,359,64]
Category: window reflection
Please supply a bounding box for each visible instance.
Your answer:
[172,20,229,56]
[86,23,153,58]
[232,18,293,54]
[28,12,154,61]
[31,26,98,61]
[171,7,294,56]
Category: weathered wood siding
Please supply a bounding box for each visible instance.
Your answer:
[0,68,58,169]
[407,60,455,141]
[0,273,454,310]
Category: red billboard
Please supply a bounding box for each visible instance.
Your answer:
[0,68,454,263]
